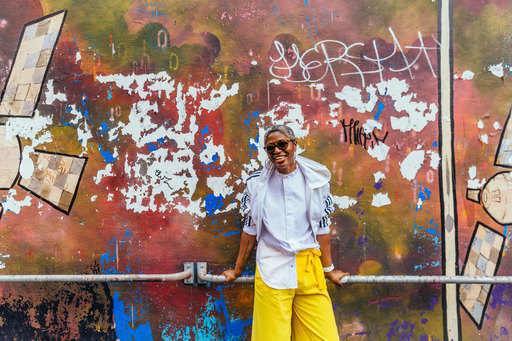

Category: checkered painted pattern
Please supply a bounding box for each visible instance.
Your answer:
[18,151,86,213]
[459,222,505,328]
[0,11,65,117]
[0,125,21,189]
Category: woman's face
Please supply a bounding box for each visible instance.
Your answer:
[264,131,297,174]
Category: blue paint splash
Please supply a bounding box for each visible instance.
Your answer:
[98,144,116,163]
[374,101,385,120]
[147,142,157,152]
[162,286,251,340]
[374,179,383,190]
[113,291,153,340]
[101,232,152,340]
[357,188,364,197]
[201,126,211,136]
[205,194,224,216]
[244,110,261,128]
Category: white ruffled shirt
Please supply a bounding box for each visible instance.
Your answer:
[242,157,334,289]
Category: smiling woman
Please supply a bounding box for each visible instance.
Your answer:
[223,124,349,341]
[263,125,297,174]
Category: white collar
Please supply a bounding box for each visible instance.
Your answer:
[258,155,330,189]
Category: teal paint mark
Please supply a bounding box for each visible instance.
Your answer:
[162,287,251,340]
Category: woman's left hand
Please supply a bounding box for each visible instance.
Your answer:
[325,269,350,286]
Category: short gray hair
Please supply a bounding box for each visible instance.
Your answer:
[263,125,296,144]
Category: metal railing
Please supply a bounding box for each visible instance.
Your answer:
[196,262,512,285]
[0,263,194,283]
[1,263,512,285]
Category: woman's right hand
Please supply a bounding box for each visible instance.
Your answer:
[222,269,239,282]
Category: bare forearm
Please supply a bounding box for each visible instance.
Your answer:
[234,232,256,275]
[317,233,333,267]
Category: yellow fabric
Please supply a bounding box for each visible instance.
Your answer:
[251,249,339,341]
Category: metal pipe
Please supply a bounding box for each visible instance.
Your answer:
[0,269,192,283]
[196,263,512,285]
[340,276,512,284]
[199,272,255,283]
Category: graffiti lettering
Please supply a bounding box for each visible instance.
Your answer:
[269,28,439,88]
[169,53,179,70]
[157,29,168,49]
[340,118,388,150]
[155,169,173,190]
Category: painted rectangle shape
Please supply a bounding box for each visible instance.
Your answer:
[18,150,87,214]
[0,10,66,118]
[459,222,505,329]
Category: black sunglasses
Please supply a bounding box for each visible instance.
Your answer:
[264,139,295,153]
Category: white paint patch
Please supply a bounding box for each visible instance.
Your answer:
[467,166,486,188]
[97,73,239,216]
[44,79,67,104]
[362,119,382,134]
[328,103,340,117]
[367,142,390,161]
[107,193,114,201]
[426,150,440,170]
[494,120,502,130]
[90,195,98,202]
[334,85,378,113]
[373,171,386,183]
[76,51,81,62]
[207,173,233,197]
[6,110,53,146]
[94,164,114,184]
[477,120,484,129]
[400,150,425,181]
[309,83,325,91]
[479,134,488,144]
[200,136,226,165]
[19,146,35,179]
[0,254,9,270]
[417,198,423,210]
[329,120,340,127]
[378,78,437,133]
[488,63,504,78]
[335,78,438,133]
[66,104,93,154]
[200,83,239,112]
[332,195,357,210]
[2,189,32,214]
[461,70,474,80]
[96,72,176,99]
[371,193,391,207]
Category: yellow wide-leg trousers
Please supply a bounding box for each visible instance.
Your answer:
[251,249,339,341]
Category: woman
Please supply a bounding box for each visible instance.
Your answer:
[223,124,349,341]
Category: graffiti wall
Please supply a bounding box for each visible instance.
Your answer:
[0,0,512,339]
